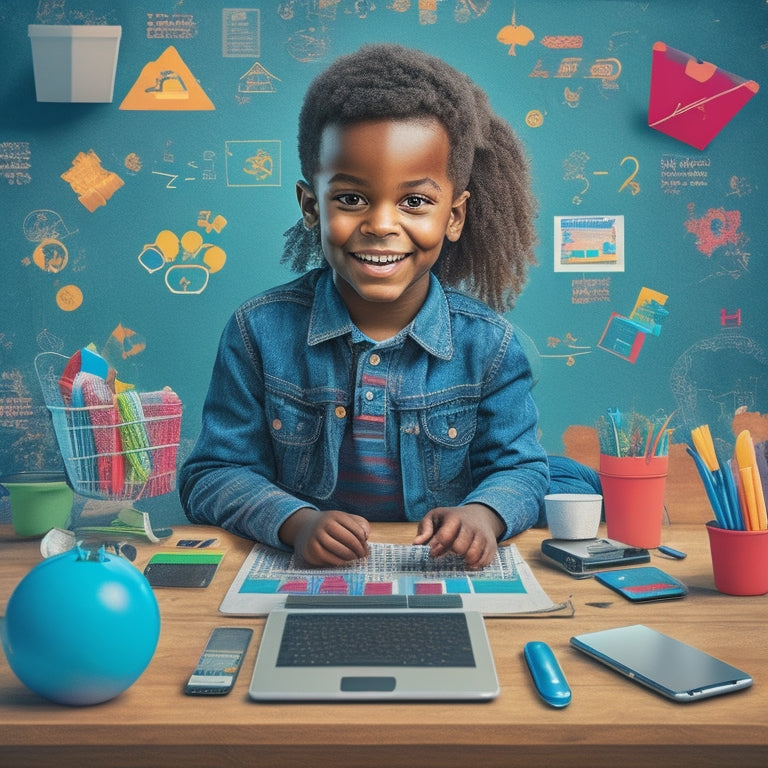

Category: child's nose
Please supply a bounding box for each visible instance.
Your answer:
[361,203,399,236]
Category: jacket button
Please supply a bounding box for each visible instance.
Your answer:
[447,427,458,439]
[369,353,381,366]
[272,418,282,431]
[335,406,347,418]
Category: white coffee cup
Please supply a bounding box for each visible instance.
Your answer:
[544,493,603,539]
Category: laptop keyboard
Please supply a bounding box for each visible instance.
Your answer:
[276,612,476,668]
[283,594,464,609]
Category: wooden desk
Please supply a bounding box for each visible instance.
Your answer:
[1,521,766,767]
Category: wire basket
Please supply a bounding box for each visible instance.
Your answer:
[35,352,182,501]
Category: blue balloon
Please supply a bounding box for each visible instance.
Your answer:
[2,548,160,706]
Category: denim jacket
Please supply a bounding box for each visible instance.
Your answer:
[179,268,549,550]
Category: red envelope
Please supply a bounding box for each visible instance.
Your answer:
[648,42,759,150]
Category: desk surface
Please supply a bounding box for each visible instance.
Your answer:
[1,521,765,768]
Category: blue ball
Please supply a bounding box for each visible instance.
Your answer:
[2,548,160,705]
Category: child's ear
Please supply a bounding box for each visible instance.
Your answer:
[445,190,470,242]
[296,180,319,229]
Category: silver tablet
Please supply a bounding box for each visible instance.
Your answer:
[249,609,499,701]
[570,624,753,702]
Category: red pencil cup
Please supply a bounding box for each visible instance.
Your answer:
[598,454,669,548]
[706,522,768,596]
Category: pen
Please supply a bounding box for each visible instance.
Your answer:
[686,446,729,529]
[691,426,738,530]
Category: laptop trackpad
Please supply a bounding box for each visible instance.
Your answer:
[341,676,397,692]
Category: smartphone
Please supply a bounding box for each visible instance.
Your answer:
[184,627,253,696]
[144,552,224,588]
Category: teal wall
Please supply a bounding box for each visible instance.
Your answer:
[1,0,766,526]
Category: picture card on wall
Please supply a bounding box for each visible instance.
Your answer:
[554,215,624,273]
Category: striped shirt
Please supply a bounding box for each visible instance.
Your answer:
[332,336,406,521]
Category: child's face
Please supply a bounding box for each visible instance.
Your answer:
[298,118,468,335]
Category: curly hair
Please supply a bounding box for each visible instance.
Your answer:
[281,43,538,311]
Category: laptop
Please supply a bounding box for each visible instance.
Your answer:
[248,608,499,701]
[570,624,753,702]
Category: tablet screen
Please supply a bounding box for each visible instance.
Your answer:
[570,624,752,702]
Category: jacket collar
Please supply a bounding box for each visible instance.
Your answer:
[307,269,453,360]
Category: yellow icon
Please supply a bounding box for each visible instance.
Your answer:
[564,87,582,107]
[137,215,227,293]
[155,230,180,261]
[180,229,204,256]
[243,149,273,181]
[124,153,142,173]
[60,149,124,212]
[525,110,544,128]
[497,10,535,56]
[202,245,226,273]
[120,46,214,111]
[33,238,68,273]
[56,284,83,312]
[197,211,227,234]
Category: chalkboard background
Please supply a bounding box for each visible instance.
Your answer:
[1,0,766,526]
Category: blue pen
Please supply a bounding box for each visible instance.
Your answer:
[686,446,729,529]
[707,432,740,531]
[607,408,623,457]
[722,460,745,530]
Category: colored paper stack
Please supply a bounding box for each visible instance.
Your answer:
[35,349,182,501]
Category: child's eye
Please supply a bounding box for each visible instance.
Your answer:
[335,193,366,207]
[401,195,431,210]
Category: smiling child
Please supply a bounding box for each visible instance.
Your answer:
[179,44,550,569]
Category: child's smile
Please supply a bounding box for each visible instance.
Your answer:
[298,118,468,339]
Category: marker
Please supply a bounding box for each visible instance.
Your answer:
[524,641,571,708]
[657,545,687,560]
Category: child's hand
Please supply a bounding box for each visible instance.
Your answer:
[413,504,505,570]
[281,508,370,567]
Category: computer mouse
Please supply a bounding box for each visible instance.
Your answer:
[523,641,572,708]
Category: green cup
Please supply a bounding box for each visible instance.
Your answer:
[0,472,74,538]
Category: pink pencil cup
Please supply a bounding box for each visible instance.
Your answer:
[598,454,669,548]
[706,522,768,596]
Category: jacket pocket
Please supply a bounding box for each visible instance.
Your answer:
[419,402,477,491]
[265,394,327,493]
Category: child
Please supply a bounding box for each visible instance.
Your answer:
[179,43,550,569]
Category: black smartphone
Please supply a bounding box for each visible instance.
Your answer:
[144,561,219,588]
[143,552,223,588]
[184,627,254,696]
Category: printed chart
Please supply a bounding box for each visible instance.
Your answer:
[219,542,567,616]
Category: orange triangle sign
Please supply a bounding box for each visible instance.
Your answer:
[120,46,214,111]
